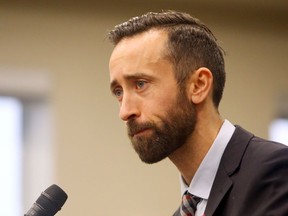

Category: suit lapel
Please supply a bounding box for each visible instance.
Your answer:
[204,165,232,216]
[172,207,180,216]
[204,126,254,216]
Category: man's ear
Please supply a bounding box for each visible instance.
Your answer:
[187,67,213,104]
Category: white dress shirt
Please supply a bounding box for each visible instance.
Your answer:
[179,120,235,216]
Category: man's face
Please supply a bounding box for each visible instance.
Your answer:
[109,30,196,163]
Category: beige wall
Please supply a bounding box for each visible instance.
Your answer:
[1,1,287,216]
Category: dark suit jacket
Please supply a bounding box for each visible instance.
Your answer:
[173,126,288,216]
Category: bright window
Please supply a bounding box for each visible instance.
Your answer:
[269,118,288,146]
[0,97,22,216]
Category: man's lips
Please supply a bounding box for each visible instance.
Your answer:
[127,120,154,137]
[129,128,150,137]
[134,128,149,136]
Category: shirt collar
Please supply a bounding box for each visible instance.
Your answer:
[180,119,235,199]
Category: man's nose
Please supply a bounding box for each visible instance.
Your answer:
[119,94,140,121]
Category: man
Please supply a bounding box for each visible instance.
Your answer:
[108,10,288,216]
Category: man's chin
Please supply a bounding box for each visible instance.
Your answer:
[138,154,166,164]
[134,145,169,164]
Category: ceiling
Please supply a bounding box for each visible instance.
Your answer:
[1,0,287,11]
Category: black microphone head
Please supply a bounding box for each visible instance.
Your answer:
[25,184,68,216]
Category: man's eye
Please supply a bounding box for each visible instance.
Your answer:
[113,89,123,98]
[136,80,146,89]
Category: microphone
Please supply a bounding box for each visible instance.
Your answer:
[25,184,68,216]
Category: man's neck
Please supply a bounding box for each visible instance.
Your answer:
[169,114,224,185]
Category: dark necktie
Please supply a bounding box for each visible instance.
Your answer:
[180,191,201,216]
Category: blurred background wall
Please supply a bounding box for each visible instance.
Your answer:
[0,0,287,215]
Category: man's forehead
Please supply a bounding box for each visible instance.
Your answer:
[120,28,167,44]
[112,29,167,53]
[109,29,172,88]
[109,29,168,67]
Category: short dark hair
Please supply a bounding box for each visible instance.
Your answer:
[108,10,226,107]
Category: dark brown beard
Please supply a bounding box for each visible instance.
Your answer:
[126,91,196,164]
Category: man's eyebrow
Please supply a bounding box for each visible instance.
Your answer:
[110,73,153,91]
[110,79,119,92]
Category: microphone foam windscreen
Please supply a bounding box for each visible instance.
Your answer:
[35,184,68,215]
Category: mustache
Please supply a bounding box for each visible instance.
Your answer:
[127,120,155,136]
